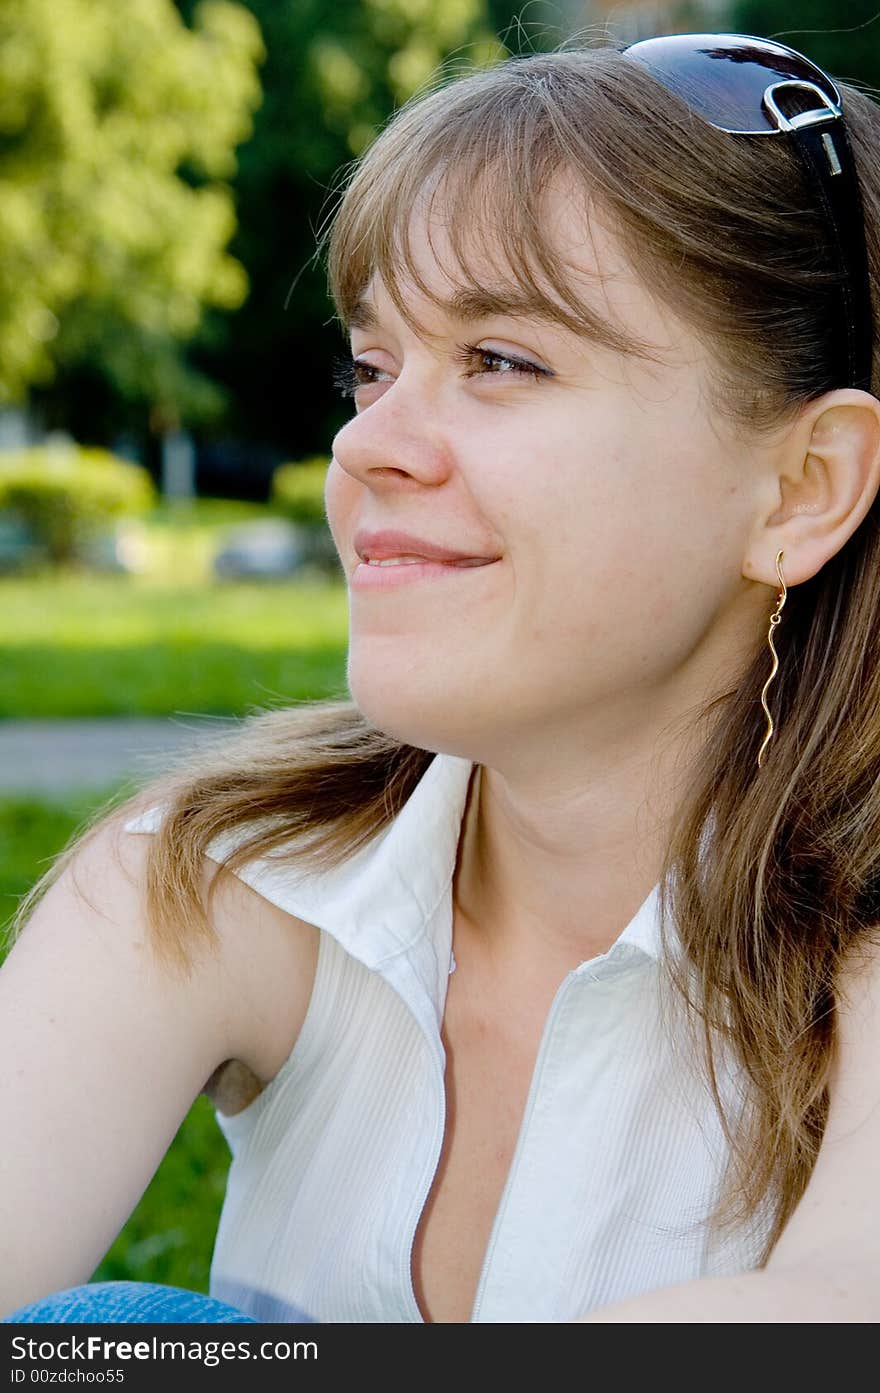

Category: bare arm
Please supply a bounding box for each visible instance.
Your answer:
[0,814,256,1318]
[574,1263,879,1322]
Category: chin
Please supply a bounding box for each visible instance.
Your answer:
[348,683,432,747]
[346,678,464,755]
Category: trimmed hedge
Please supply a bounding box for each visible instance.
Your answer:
[0,445,156,564]
[270,455,330,528]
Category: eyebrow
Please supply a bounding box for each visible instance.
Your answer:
[345,280,662,366]
[347,286,569,334]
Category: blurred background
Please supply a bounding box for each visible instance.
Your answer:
[2,0,878,1297]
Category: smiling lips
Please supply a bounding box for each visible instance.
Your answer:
[350,554,499,590]
[353,526,499,565]
[363,555,491,568]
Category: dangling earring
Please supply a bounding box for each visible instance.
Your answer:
[757,549,788,769]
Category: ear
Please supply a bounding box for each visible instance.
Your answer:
[742,389,880,589]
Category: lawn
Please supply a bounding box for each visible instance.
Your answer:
[0,498,350,718]
[1,787,231,1295]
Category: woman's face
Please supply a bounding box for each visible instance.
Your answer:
[324,179,763,765]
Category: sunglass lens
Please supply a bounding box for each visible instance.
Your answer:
[623,32,840,134]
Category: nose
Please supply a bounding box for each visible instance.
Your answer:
[330,374,453,489]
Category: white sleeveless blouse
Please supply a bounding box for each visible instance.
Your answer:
[124,750,771,1322]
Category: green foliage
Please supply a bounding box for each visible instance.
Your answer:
[0,0,265,422]
[0,445,156,564]
[156,0,509,455]
[270,455,330,527]
[302,0,509,151]
[729,1,880,86]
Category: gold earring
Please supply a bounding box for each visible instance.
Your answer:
[757,549,788,769]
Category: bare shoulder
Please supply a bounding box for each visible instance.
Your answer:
[119,809,321,1110]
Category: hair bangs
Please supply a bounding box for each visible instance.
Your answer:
[323,64,668,366]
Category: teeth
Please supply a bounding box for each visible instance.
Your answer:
[366,556,431,566]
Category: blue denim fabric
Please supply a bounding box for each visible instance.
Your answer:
[3,1281,257,1323]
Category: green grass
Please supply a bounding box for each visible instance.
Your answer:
[0,495,351,718]
[0,572,350,718]
[1,787,231,1295]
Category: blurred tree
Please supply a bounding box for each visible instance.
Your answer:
[165,0,508,476]
[2,0,264,435]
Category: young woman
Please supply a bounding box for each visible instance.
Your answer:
[4,32,880,1325]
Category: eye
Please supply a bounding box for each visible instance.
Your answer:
[331,353,392,399]
[451,342,551,382]
[330,345,551,399]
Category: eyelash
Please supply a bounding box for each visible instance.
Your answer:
[330,344,550,398]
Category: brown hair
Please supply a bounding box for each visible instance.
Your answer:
[9,38,880,1267]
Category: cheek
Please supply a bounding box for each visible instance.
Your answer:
[506,444,636,595]
[509,433,721,652]
[324,458,358,546]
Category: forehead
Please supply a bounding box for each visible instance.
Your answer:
[351,175,689,365]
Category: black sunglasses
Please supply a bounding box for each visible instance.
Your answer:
[621,32,874,393]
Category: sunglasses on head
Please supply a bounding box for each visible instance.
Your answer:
[621,32,874,393]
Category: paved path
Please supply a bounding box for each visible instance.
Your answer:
[0,716,241,797]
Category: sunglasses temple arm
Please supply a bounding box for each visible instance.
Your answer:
[791,117,873,392]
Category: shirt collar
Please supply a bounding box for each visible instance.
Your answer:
[125,753,666,1055]
[215,750,663,971]
[217,750,476,971]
